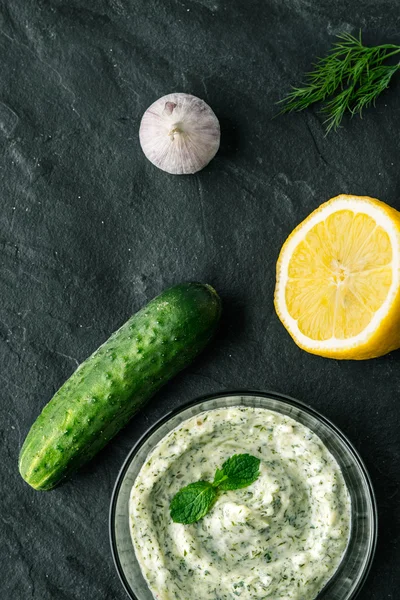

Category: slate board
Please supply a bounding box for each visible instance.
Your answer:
[1,1,399,599]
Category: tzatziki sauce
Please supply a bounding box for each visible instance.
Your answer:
[129,406,351,600]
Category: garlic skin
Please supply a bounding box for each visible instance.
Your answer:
[139,93,220,175]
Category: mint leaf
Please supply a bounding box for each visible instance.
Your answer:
[217,454,260,491]
[170,481,217,524]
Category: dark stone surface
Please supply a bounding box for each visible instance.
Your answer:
[1,0,399,598]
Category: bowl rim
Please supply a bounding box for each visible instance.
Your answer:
[109,389,378,600]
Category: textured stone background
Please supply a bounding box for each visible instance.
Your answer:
[1,0,399,598]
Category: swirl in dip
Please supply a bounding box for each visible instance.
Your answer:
[129,406,351,600]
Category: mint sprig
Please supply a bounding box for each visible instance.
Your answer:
[170,454,260,524]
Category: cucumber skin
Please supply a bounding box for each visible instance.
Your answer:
[19,283,221,490]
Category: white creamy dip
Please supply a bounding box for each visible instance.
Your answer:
[129,406,351,600]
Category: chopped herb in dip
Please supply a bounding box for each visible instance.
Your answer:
[129,407,351,600]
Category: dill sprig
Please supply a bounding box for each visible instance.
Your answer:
[278,32,400,133]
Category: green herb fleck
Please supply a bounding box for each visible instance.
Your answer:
[264,551,272,562]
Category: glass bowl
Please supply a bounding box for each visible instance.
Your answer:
[110,391,377,600]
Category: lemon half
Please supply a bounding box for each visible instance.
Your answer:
[274,194,400,359]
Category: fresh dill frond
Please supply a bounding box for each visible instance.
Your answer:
[278,31,400,133]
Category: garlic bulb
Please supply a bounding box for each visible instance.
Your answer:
[139,93,220,175]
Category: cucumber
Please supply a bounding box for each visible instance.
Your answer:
[19,282,221,490]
